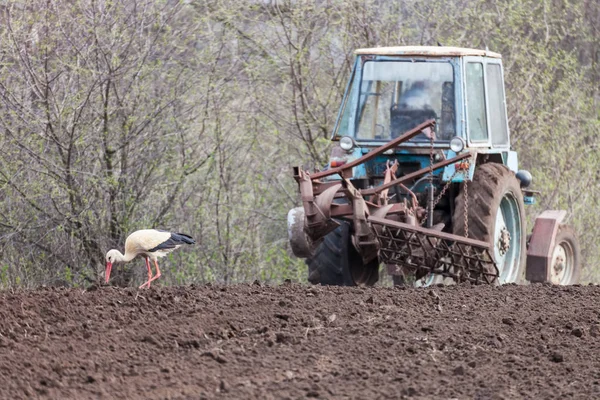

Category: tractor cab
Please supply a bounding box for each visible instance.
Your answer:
[329,46,516,187]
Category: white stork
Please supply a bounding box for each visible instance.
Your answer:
[105,229,195,289]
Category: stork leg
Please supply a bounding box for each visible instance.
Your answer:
[146,259,162,285]
[139,257,153,289]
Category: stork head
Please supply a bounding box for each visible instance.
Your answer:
[105,249,122,283]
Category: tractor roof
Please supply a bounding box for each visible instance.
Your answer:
[354,46,502,59]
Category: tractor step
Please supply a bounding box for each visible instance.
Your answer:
[368,216,499,284]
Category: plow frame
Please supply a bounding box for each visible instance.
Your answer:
[290,119,502,282]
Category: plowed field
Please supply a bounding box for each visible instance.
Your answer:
[1,282,599,399]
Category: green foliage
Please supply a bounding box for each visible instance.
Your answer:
[0,265,9,288]
[63,267,73,285]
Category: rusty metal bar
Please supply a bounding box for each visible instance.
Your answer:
[308,119,436,180]
[360,153,471,196]
[329,202,407,218]
[312,181,348,196]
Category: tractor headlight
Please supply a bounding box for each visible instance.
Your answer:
[450,136,466,153]
[339,136,355,152]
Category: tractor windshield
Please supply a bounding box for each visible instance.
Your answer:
[335,59,456,142]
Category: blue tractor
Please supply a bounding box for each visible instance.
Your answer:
[288,46,581,287]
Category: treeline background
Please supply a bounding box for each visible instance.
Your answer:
[0,0,598,287]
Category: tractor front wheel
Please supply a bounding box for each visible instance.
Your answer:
[453,163,526,284]
[306,221,379,286]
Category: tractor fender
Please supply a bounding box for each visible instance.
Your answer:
[525,210,566,283]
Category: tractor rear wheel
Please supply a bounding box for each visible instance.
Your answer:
[453,163,526,284]
[549,225,581,285]
[307,221,379,286]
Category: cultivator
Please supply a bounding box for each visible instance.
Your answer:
[291,120,499,284]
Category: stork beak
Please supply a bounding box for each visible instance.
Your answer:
[105,262,113,284]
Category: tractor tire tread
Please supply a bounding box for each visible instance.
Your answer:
[453,162,527,283]
[306,221,379,286]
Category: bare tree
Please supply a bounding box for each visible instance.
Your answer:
[0,0,210,285]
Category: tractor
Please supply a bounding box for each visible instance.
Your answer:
[287,46,581,287]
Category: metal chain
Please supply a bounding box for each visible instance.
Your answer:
[429,135,434,176]
[428,134,434,202]
[463,163,470,238]
[433,170,459,208]
[423,135,434,226]
[421,167,461,226]
[422,136,471,237]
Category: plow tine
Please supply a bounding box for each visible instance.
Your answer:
[314,183,343,220]
[370,204,395,219]
[298,170,340,243]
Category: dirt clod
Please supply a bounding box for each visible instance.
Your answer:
[550,352,565,363]
[202,350,228,364]
[453,365,465,376]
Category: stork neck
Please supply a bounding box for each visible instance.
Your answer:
[122,250,137,263]
[112,250,136,263]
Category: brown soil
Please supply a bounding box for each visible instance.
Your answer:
[0,282,599,399]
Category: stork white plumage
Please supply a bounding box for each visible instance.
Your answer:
[105,229,195,289]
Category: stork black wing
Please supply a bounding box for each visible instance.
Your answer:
[148,232,195,252]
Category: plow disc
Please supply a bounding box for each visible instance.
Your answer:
[369,216,499,284]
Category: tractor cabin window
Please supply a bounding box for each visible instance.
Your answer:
[333,66,357,139]
[486,63,509,146]
[353,60,455,142]
[465,62,489,142]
